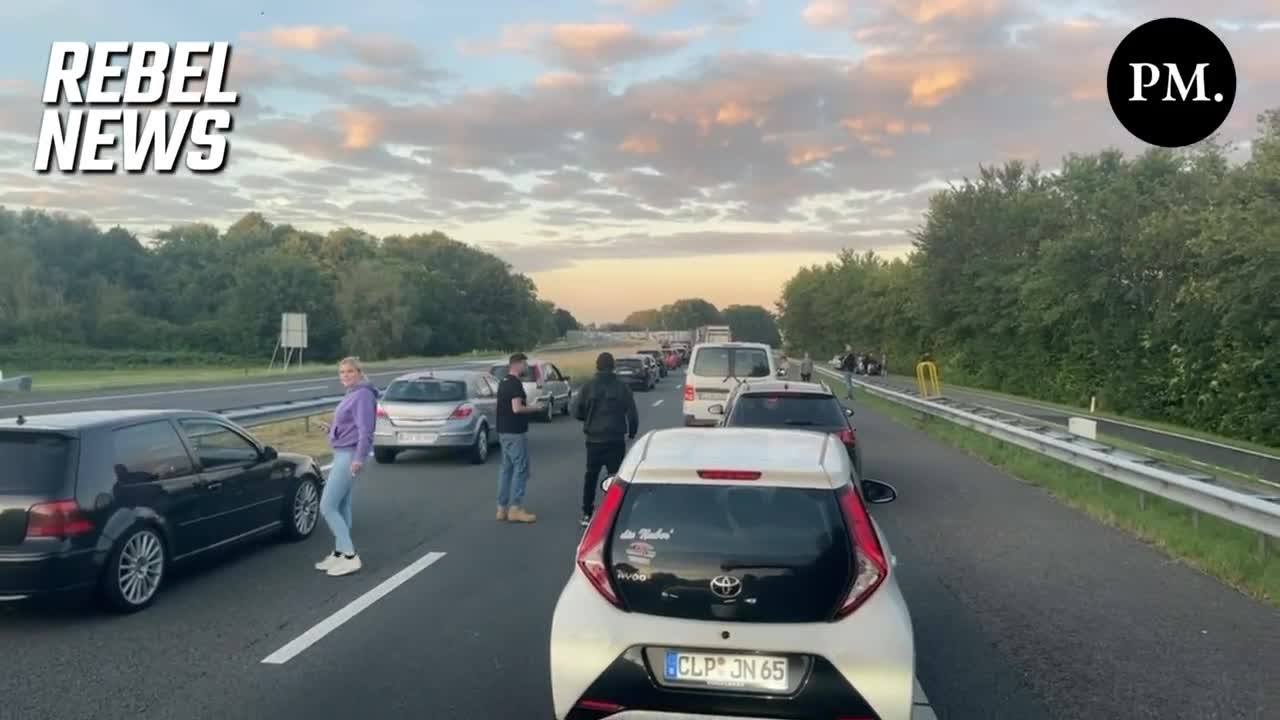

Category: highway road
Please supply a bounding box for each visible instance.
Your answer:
[859,373,1280,485]
[0,359,499,420]
[3,371,1277,719]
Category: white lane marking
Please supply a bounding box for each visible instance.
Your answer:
[0,368,413,411]
[913,676,937,718]
[652,399,664,407]
[261,550,447,665]
[289,385,328,393]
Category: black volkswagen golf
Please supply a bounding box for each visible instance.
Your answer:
[0,409,325,613]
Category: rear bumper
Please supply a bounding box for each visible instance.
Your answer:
[374,417,481,449]
[0,547,99,602]
[551,571,915,720]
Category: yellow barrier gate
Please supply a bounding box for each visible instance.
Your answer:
[915,361,941,399]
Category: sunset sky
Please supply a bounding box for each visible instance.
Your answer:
[0,2,1276,322]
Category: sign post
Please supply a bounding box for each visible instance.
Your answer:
[269,313,309,371]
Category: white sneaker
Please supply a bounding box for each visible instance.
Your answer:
[315,552,341,571]
[327,554,362,576]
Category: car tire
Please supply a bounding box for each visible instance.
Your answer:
[543,400,555,423]
[469,425,490,464]
[101,525,166,614]
[281,475,321,541]
[561,391,573,416]
[374,447,398,464]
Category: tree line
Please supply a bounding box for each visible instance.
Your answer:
[617,299,782,347]
[0,209,580,369]
[777,110,1280,445]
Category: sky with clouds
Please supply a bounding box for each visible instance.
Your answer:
[0,1,1277,322]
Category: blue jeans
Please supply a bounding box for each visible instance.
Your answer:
[321,448,360,554]
[497,433,530,507]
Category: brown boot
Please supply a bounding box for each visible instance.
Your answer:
[506,506,537,523]
[496,505,508,521]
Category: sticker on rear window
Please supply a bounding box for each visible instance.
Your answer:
[626,541,657,565]
[615,570,650,583]
[619,528,674,541]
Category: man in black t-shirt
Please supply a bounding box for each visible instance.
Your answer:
[496,353,540,523]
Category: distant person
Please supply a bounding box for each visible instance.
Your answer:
[800,352,814,382]
[315,356,379,577]
[496,352,540,523]
[574,352,639,527]
[840,351,857,399]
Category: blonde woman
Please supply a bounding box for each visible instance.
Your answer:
[315,357,380,576]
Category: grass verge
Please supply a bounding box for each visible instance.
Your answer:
[913,374,1280,458]
[850,384,1280,609]
[20,343,597,393]
[248,414,335,464]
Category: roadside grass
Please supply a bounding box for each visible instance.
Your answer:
[248,414,334,464]
[535,344,645,385]
[848,384,1280,609]
[20,341,596,393]
[902,373,1280,458]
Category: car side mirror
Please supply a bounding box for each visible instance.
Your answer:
[563,376,571,383]
[845,407,854,417]
[862,478,897,504]
[708,404,724,415]
[601,475,617,492]
[776,368,786,377]
[261,445,279,461]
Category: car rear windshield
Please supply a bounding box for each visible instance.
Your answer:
[693,347,771,379]
[0,432,75,494]
[384,379,467,403]
[729,394,847,427]
[616,358,644,369]
[608,483,851,623]
[489,365,537,382]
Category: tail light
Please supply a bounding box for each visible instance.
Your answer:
[576,479,627,608]
[683,384,695,401]
[838,428,855,445]
[696,469,761,480]
[376,405,388,418]
[450,403,474,419]
[833,484,887,618]
[26,499,93,539]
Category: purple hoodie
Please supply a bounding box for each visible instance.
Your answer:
[328,380,380,459]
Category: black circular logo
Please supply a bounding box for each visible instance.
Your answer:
[1106,17,1236,148]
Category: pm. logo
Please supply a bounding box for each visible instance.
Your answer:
[1106,17,1236,148]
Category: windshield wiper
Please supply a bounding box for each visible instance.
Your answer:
[782,419,816,426]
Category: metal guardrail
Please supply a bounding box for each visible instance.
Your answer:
[817,367,1280,542]
[220,396,343,427]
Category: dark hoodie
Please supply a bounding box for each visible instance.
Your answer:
[575,370,639,444]
[328,380,381,459]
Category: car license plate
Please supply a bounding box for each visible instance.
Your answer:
[398,432,438,443]
[662,650,788,692]
[619,370,633,375]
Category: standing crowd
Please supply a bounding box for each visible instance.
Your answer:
[310,350,645,576]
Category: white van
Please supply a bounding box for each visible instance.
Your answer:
[681,342,778,426]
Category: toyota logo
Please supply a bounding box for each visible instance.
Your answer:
[709,575,742,599]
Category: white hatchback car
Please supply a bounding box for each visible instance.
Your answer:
[549,427,915,720]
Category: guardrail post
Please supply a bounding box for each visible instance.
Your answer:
[1259,533,1268,561]
[305,416,310,432]
[1138,491,1147,511]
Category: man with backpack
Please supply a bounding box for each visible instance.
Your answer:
[574,352,640,527]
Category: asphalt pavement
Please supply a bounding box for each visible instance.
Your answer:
[3,371,1277,719]
[859,373,1280,484]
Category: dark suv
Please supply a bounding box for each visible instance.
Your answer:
[0,410,324,613]
[709,380,863,478]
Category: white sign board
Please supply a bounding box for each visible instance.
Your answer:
[280,313,308,349]
[1068,417,1097,440]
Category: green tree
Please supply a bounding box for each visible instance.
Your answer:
[722,305,781,346]
[660,298,722,330]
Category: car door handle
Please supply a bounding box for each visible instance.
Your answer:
[205,480,224,492]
